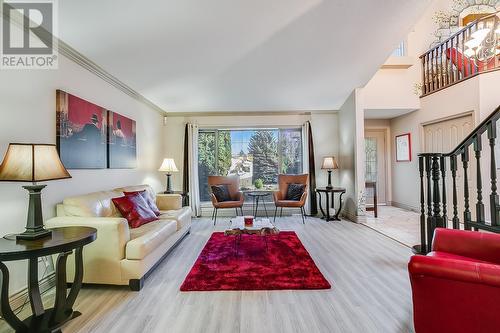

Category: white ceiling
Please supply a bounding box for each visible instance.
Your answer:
[58,0,432,113]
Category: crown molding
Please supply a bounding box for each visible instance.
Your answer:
[56,40,166,115]
[166,110,338,117]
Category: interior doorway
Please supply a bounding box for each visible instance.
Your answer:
[364,129,388,205]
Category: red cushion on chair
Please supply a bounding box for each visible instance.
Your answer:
[112,193,158,228]
[123,190,161,216]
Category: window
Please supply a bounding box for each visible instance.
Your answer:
[391,41,406,57]
[365,137,377,182]
[198,128,303,202]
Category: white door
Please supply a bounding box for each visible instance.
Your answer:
[365,130,387,205]
[423,114,473,223]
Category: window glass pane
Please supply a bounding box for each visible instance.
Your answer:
[198,131,216,202]
[365,138,377,182]
[198,128,303,202]
[280,129,303,174]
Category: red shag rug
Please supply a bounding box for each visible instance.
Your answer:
[180,231,331,291]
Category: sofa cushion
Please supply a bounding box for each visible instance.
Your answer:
[124,190,161,216]
[63,190,123,217]
[159,207,191,231]
[286,183,305,201]
[211,184,231,202]
[126,219,177,260]
[112,193,158,228]
[115,185,156,202]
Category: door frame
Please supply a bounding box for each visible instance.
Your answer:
[364,127,391,205]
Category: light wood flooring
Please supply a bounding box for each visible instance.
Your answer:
[1,216,415,333]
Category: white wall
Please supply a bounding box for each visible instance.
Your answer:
[388,72,500,210]
[163,112,340,213]
[339,90,365,220]
[0,55,165,294]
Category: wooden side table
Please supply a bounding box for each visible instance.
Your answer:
[0,227,96,333]
[365,181,378,218]
[315,187,346,221]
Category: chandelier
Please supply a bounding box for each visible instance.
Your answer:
[464,14,500,65]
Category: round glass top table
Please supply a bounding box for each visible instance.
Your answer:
[246,191,272,218]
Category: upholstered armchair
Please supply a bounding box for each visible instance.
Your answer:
[208,175,244,225]
[409,228,500,333]
[273,174,309,224]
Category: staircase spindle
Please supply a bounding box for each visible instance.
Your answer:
[419,156,426,252]
[430,155,442,242]
[425,155,433,252]
[488,121,499,226]
[450,154,460,229]
[462,147,472,230]
[474,135,485,224]
[440,155,447,227]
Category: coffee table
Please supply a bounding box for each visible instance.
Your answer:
[225,217,279,254]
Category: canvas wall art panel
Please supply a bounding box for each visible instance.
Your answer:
[56,90,107,169]
[107,111,137,168]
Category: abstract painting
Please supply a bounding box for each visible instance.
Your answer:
[107,111,137,168]
[56,90,107,169]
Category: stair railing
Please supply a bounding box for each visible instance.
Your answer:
[416,105,500,254]
[420,11,500,97]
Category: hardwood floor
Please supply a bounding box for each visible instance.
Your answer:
[0,216,415,333]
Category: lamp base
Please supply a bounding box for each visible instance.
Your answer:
[326,170,333,189]
[164,173,173,194]
[16,228,52,241]
[17,184,52,241]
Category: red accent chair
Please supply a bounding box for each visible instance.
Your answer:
[409,228,500,333]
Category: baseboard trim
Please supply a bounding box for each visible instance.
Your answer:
[390,201,419,212]
[9,273,56,312]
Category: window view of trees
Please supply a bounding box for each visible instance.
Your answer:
[198,128,303,202]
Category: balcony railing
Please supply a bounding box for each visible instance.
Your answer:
[420,11,500,97]
[415,105,500,254]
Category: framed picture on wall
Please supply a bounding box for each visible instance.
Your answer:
[56,90,108,169]
[107,111,137,168]
[396,133,411,162]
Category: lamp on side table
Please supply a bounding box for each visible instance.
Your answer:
[321,156,339,190]
[0,143,71,240]
[159,158,178,194]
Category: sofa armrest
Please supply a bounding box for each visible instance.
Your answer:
[409,255,500,288]
[432,228,500,264]
[273,191,282,202]
[156,194,182,210]
[45,216,130,261]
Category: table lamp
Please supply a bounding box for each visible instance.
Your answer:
[0,143,71,240]
[321,156,339,190]
[159,158,178,194]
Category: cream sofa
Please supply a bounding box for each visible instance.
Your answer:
[45,185,191,291]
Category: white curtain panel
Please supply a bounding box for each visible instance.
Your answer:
[187,123,201,217]
[302,122,311,215]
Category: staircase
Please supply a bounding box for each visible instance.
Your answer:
[415,105,500,254]
[420,11,500,97]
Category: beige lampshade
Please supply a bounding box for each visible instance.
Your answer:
[321,156,339,170]
[0,143,71,182]
[159,158,178,173]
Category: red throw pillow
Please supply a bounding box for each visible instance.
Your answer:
[123,190,161,216]
[112,193,158,228]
